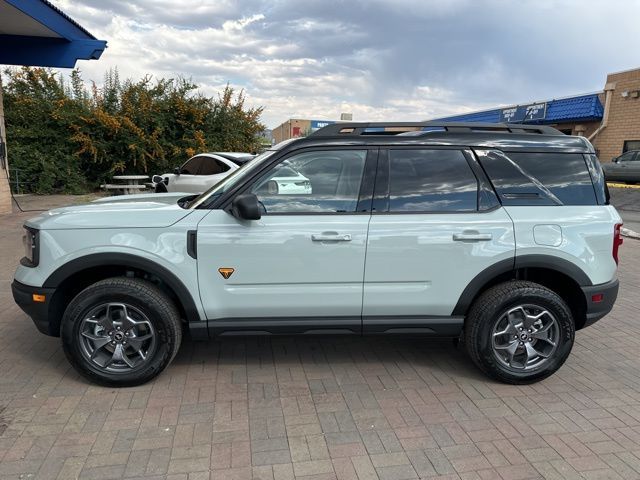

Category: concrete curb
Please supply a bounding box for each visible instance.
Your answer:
[622,227,640,240]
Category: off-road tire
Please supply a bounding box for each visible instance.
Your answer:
[464,280,574,384]
[61,277,182,387]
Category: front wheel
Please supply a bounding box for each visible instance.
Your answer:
[61,278,182,387]
[464,281,574,384]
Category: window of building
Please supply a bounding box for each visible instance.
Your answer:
[623,140,640,153]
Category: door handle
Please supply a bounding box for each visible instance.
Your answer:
[311,233,352,242]
[453,232,493,242]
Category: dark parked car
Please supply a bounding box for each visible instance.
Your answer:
[602,150,640,183]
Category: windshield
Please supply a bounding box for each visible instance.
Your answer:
[188,150,277,208]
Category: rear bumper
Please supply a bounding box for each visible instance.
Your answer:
[581,278,619,328]
[11,280,57,336]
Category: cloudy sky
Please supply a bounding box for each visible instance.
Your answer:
[55,0,639,129]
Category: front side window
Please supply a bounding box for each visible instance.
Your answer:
[180,156,204,175]
[250,150,367,213]
[617,151,636,163]
[387,149,478,212]
[199,158,230,175]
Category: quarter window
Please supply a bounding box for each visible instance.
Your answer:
[250,150,367,213]
[387,149,478,212]
[506,153,597,205]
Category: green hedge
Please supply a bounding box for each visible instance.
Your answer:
[3,67,265,194]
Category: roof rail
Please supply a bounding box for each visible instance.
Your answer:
[310,122,563,137]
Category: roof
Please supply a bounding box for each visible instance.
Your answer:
[0,0,107,68]
[283,122,594,154]
[435,93,604,125]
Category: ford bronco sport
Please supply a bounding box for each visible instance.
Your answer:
[12,122,622,386]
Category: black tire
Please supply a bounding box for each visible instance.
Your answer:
[464,280,574,384]
[61,277,182,387]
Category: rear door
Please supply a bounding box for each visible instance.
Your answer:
[362,148,515,333]
[608,151,636,181]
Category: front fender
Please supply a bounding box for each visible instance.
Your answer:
[42,252,202,324]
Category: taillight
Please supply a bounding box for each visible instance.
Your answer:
[613,223,623,265]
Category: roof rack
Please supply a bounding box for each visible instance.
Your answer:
[310,122,563,137]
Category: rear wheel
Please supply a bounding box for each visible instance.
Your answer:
[464,281,574,384]
[61,277,182,387]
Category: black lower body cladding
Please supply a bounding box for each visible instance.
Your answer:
[581,278,619,327]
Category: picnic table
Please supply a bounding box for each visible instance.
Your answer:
[101,175,149,195]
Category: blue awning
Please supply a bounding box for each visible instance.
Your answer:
[0,0,107,68]
[435,93,604,125]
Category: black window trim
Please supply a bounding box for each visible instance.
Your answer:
[372,146,498,215]
[219,146,379,216]
[583,154,608,205]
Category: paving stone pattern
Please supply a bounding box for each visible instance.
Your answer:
[1,207,640,479]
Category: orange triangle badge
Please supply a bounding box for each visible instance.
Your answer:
[218,267,235,279]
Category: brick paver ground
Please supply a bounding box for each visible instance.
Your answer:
[1,201,640,479]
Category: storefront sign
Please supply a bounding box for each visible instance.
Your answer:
[310,120,335,131]
[500,102,547,123]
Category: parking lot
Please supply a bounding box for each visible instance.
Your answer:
[1,198,640,480]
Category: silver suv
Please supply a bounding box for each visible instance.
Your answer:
[12,122,622,387]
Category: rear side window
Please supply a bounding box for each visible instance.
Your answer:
[388,149,478,212]
[478,151,597,206]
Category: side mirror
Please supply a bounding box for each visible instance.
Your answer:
[152,175,163,184]
[231,194,261,220]
[174,167,181,175]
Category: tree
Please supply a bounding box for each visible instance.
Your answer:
[3,67,88,193]
[2,67,266,194]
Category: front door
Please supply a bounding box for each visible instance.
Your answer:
[196,148,375,334]
[609,151,637,182]
[363,148,515,333]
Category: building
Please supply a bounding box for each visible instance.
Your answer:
[0,0,107,214]
[272,119,336,144]
[434,67,640,162]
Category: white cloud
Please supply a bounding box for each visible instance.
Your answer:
[54,0,640,128]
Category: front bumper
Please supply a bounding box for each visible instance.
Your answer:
[581,278,619,328]
[11,280,57,336]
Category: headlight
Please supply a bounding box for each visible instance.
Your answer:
[21,226,39,267]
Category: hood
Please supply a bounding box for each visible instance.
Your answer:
[91,192,193,204]
[25,193,197,230]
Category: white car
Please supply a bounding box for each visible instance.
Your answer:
[153,152,254,193]
[155,152,312,195]
[255,165,312,195]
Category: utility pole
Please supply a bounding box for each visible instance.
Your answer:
[0,74,12,214]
